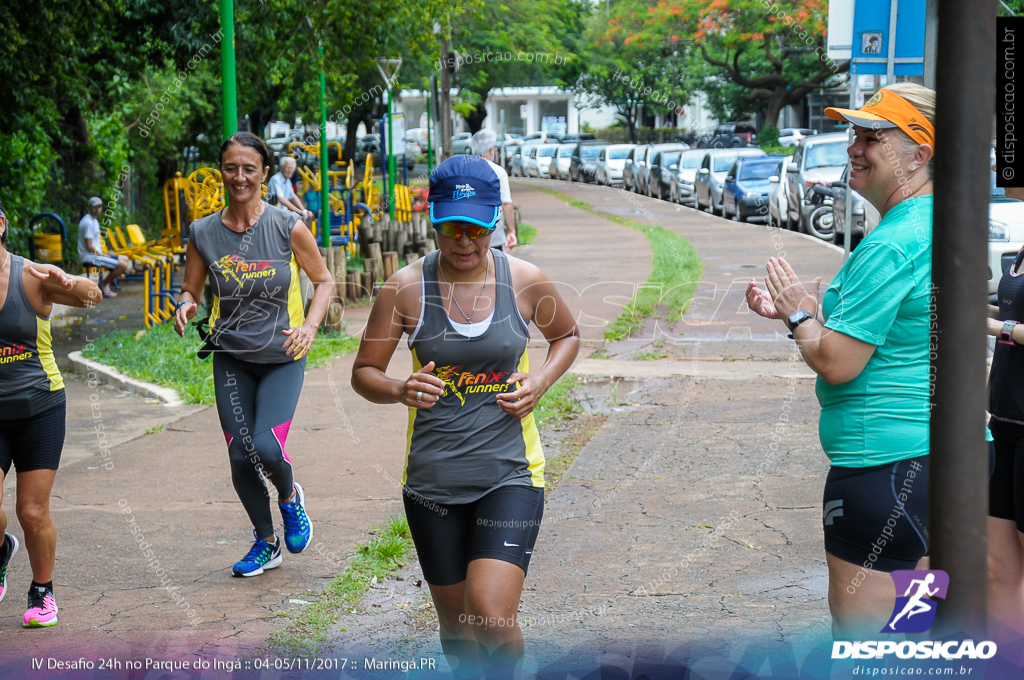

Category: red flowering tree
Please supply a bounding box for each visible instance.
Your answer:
[615,0,849,126]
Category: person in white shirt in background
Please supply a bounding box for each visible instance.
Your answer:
[268,156,313,227]
[77,197,128,298]
[470,129,517,251]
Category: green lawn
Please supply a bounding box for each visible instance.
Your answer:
[529,186,704,341]
[81,322,359,405]
[518,222,539,245]
[267,515,415,656]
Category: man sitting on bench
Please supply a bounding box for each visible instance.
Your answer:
[78,197,128,299]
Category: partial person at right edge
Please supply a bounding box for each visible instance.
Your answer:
[77,196,129,299]
[471,129,517,252]
[985,166,1024,635]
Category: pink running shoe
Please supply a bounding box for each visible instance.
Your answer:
[0,533,19,603]
[24,584,57,627]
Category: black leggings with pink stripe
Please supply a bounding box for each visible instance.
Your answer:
[213,352,305,539]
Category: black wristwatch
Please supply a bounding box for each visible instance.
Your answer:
[1000,320,1020,346]
[787,309,815,333]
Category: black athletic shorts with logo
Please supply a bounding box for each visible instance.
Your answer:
[403,484,544,586]
[821,455,929,572]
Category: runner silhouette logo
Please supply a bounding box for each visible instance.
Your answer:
[881,569,949,634]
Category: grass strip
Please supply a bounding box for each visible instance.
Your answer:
[518,222,538,246]
[533,374,583,428]
[529,185,704,342]
[266,515,414,657]
[81,321,359,405]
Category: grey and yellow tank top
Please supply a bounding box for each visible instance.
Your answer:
[404,249,545,504]
[0,255,64,396]
[190,204,305,364]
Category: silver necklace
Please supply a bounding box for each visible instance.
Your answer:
[438,254,490,323]
[0,251,9,274]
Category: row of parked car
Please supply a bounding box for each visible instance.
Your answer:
[507,133,878,246]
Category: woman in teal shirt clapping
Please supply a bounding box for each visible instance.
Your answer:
[746,82,936,639]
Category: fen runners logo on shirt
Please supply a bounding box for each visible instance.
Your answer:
[452,183,476,200]
[0,343,32,364]
[882,569,948,633]
[433,365,514,406]
[211,255,278,289]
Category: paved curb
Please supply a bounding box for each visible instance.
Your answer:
[67,351,184,406]
[570,358,817,379]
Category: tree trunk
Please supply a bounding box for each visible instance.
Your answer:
[344,116,361,163]
[763,87,787,130]
[464,90,489,134]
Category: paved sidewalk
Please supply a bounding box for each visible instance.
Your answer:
[316,181,846,677]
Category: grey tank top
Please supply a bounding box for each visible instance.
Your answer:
[190,204,305,364]
[0,255,64,396]
[404,249,545,504]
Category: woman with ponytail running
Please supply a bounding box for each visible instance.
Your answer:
[174,132,334,577]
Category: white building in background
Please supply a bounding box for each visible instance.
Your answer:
[395,86,716,137]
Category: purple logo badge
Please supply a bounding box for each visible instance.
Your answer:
[881,570,949,634]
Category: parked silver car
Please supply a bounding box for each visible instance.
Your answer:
[785,132,849,236]
[595,144,635,186]
[450,132,473,155]
[510,143,541,177]
[635,143,688,196]
[670,149,707,208]
[551,143,575,180]
[831,164,880,246]
[623,144,649,192]
[694,148,767,215]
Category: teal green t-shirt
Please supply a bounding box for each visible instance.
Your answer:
[816,194,932,467]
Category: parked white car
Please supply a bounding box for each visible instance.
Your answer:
[785,132,850,235]
[511,143,541,177]
[767,157,791,227]
[989,155,1024,294]
[551,143,575,180]
[595,144,635,185]
[778,128,818,148]
[528,145,558,178]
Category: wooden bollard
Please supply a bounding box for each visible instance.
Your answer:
[396,231,408,257]
[406,252,419,265]
[367,242,384,280]
[331,246,346,301]
[361,271,373,298]
[347,268,361,299]
[383,251,399,280]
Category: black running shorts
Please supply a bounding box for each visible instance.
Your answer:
[403,484,544,586]
[822,456,929,572]
[0,397,65,476]
[988,418,1024,531]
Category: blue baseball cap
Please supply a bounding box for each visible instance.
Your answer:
[428,155,501,228]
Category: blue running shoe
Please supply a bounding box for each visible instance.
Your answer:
[232,531,282,577]
[279,482,313,554]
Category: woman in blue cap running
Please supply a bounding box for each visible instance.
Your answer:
[352,155,579,679]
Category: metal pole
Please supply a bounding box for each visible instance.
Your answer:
[387,89,396,220]
[923,0,939,89]
[427,84,434,174]
[886,0,898,84]
[219,0,237,140]
[440,33,453,160]
[843,71,854,262]
[930,0,995,635]
[319,43,330,248]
